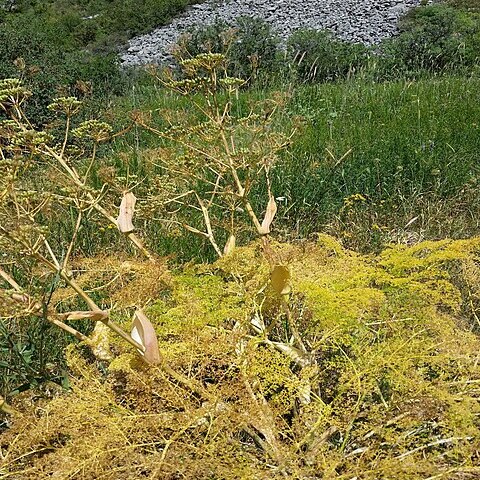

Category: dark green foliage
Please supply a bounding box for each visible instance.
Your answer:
[381,4,480,74]
[177,16,281,82]
[1,0,200,51]
[0,0,200,124]
[286,29,370,82]
[175,4,480,85]
[177,19,231,58]
[107,0,195,39]
[0,318,70,399]
[446,0,480,13]
[0,13,125,124]
[228,16,281,80]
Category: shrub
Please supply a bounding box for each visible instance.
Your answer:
[0,0,202,123]
[176,16,282,83]
[2,0,200,51]
[139,53,293,256]
[0,77,164,393]
[0,53,293,399]
[446,0,480,13]
[286,29,370,83]
[381,4,480,74]
[0,13,125,125]
[104,0,195,38]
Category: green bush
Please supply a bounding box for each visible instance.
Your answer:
[176,19,230,58]
[1,0,200,50]
[99,0,195,42]
[176,16,281,82]
[446,0,480,13]
[0,13,125,124]
[381,4,480,74]
[286,29,370,82]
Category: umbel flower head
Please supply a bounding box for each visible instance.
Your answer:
[10,130,54,150]
[180,52,226,74]
[47,97,82,117]
[72,120,113,143]
[0,78,32,110]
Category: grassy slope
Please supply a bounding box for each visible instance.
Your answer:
[1,0,201,51]
[0,0,201,124]
[106,74,480,258]
[282,75,480,246]
[1,4,480,480]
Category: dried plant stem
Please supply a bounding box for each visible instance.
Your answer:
[241,375,286,467]
[62,209,82,271]
[41,145,155,263]
[60,115,70,158]
[40,315,89,342]
[219,128,264,234]
[194,193,222,257]
[396,436,473,460]
[281,296,308,354]
[158,362,213,401]
[57,310,109,321]
[55,272,146,353]
[83,142,97,184]
[59,271,98,311]
[0,267,22,292]
[1,265,88,342]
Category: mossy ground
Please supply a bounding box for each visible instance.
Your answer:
[1,236,480,479]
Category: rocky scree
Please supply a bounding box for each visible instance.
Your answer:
[121,0,423,67]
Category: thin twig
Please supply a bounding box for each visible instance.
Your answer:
[396,436,473,460]
[62,209,82,271]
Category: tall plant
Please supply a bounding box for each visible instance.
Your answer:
[0,78,159,364]
[137,53,293,257]
[0,60,329,461]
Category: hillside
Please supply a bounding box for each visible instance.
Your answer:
[1,0,480,478]
[121,0,421,66]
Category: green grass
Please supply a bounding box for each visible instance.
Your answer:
[279,75,480,233]
[104,74,480,256]
[10,70,473,262]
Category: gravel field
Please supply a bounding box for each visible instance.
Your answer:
[121,0,422,66]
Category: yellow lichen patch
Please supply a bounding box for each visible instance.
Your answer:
[3,237,480,479]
